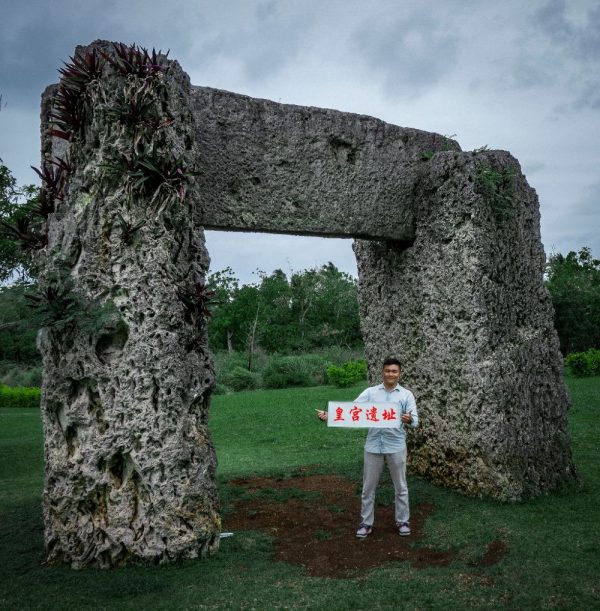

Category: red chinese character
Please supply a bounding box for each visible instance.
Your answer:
[382,408,397,421]
[334,407,345,421]
[350,405,362,421]
[366,406,379,422]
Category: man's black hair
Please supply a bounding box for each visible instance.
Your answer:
[382,356,402,369]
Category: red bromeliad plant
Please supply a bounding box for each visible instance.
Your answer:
[177,281,217,325]
[49,50,105,142]
[100,43,167,78]
[58,49,104,93]
[104,148,192,207]
[31,156,73,214]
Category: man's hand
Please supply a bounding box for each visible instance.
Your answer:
[315,409,328,422]
[401,412,413,424]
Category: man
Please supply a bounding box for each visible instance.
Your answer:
[317,357,419,538]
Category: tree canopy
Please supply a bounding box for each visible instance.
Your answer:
[0,159,40,284]
[546,247,600,354]
[206,263,362,365]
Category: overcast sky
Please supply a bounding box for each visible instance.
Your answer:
[1,0,599,283]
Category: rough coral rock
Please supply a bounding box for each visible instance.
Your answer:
[39,41,219,567]
[354,150,576,499]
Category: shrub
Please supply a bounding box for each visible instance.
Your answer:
[326,359,367,388]
[293,353,329,386]
[213,350,269,382]
[565,349,600,377]
[262,355,326,389]
[312,346,364,367]
[211,349,365,391]
[0,364,43,388]
[0,384,40,408]
[213,383,232,395]
[219,366,260,391]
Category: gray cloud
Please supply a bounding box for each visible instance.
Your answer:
[521,0,600,109]
[571,181,600,251]
[537,0,600,61]
[541,177,600,260]
[196,3,312,84]
[353,11,459,97]
[0,3,90,108]
[536,0,573,43]
[0,0,207,108]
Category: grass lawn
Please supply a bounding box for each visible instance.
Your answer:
[1,379,599,610]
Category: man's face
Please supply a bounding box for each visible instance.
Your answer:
[382,364,401,387]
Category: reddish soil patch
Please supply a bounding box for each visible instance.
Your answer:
[223,472,456,578]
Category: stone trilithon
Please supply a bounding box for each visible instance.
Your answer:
[37,41,576,567]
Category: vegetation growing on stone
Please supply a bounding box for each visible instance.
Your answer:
[474,163,516,221]
[100,43,167,78]
[31,158,69,213]
[32,41,220,567]
[25,269,120,336]
[105,148,191,207]
[177,280,217,324]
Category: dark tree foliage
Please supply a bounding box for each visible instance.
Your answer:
[0,283,43,365]
[206,263,362,357]
[546,247,600,354]
[0,161,44,369]
[0,160,40,284]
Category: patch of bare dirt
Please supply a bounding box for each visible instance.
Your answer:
[223,472,459,578]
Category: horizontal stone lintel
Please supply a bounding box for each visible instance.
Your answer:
[191,86,460,241]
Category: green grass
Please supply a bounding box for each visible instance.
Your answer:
[1,379,599,609]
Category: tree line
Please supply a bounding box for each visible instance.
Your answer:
[1,159,599,376]
[207,264,362,369]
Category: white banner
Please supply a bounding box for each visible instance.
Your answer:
[326,401,401,428]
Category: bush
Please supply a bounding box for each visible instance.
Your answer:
[326,359,367,388]
[262,355,327,389]
[219,366,260,391]
[293,353,329,386]
[565,349,600,377]
[213,383,232,395]
[314,346,365,366]
[0,363,43,387]
[0,384,40,408]
[211,349,366,391]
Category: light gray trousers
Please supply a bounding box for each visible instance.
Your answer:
[360,450,409,526]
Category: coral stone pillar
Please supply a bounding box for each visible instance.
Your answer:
[38,41,219,567]
[354,150,577,500]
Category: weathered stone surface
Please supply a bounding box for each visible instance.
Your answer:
[39,42,219,567]
[39,41,576,568]
[354,150,577,499]
[191,86,459,240]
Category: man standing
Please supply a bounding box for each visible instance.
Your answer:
[318,357,419,538]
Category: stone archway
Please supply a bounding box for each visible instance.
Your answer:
[36,41,576,567]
